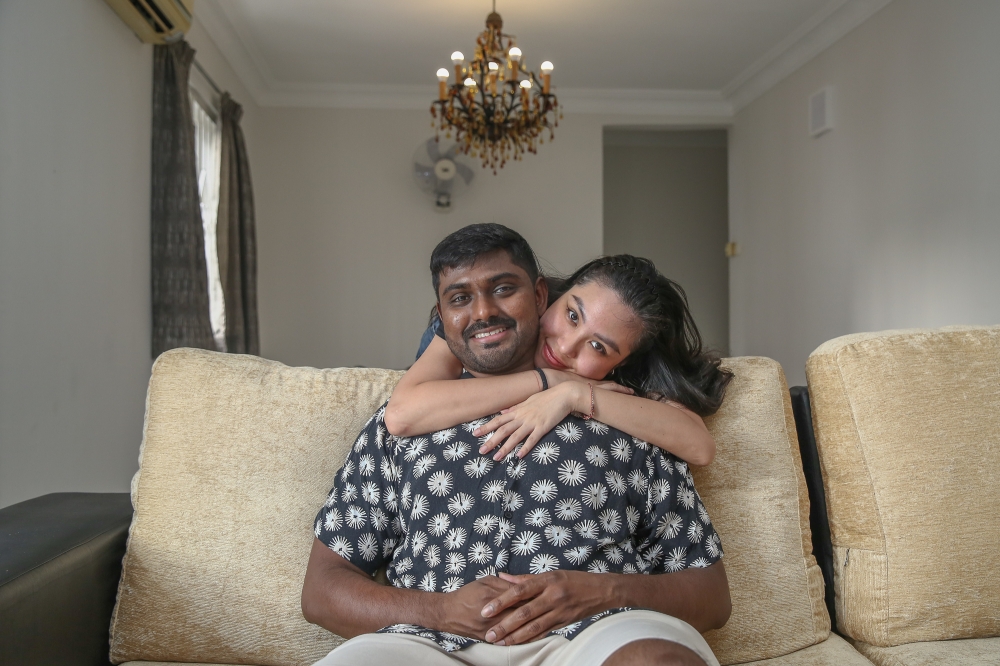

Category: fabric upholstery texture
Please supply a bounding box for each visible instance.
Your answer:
[851,636,1000,666]
[698,358,830,664]
[805,326,1000,647]
[111,351,832,666]
[110,349,403,666]
[740,635,873,665]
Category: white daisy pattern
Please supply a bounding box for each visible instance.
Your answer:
[315,400,722,652]
[345,505,367,529]
[444,527,467,550]
[564,545,592,564]
[469,541,493,564]
[464,457,493,478]
[530,479,558,503]
[447,492,474,516]
[443,441,471,461]
[585,445,609,467]
[545,524,573,547]
[413,454,436,478]
[530,553,560,574]
[558,460,587,486]
[432,428,457,445]
[441,577,464,593]
[585,420,610,435]
[427,471,453,497]
[426,512,451,536]
[511,531,541,556]
[554,498,583,521]
[525,507,551,527]
[610,438,632,462]
[473,514,499,535]
[555,422,582,443]
[582,483,609,510]
[532,442,560,464]
[605,470,627,496]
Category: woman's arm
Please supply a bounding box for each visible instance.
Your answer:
[383,336,545,437]
[477,380,717,466]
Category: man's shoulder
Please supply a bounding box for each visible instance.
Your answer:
[547,415,684,465]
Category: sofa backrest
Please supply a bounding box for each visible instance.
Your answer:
[806,325,1000,647]
[110,349,402,665]
[110,349,828,666]
[698,357,830,663]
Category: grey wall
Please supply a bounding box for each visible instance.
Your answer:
[729,0,1000,386]
[0,0,259,508]
[603,130,730,355]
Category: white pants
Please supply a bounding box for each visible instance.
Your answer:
[313,610,719,666]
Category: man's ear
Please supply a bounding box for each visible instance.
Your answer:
[534,277,549,316]
[435,301,442,319]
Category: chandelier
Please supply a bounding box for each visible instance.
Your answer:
[431,3,561,173]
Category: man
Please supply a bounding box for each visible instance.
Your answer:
[302,224,731,666]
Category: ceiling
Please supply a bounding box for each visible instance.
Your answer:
[195,0,892,114]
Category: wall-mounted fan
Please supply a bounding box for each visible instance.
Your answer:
[413,139,474,211]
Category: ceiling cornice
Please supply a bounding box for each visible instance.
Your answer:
[723,0,893,111]
[195,0,893,117]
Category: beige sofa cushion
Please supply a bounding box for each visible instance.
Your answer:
[851,636,1000,666]
[110,349,403,666]
[111,351,834,665]
[806,326,1000,647]
[698,357,830,664]
[741,635,873,666]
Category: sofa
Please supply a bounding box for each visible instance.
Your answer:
[1,325,996,665]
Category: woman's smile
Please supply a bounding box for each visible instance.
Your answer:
[541,342,568,370]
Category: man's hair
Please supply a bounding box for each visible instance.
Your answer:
[429,223,541,295]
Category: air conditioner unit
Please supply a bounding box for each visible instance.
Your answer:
[104,0,195,44]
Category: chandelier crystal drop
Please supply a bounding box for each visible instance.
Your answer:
[431,3,561,173]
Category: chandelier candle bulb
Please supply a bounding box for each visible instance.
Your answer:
[436,68,449,100]
[451,51,464,81]
[540,61,553,94]
[508,46,522,81]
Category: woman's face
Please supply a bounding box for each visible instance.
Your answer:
[533,280,640,380]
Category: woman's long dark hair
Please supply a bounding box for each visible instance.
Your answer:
[552,255,733,417]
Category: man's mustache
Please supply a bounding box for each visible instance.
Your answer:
[463,316,518,343]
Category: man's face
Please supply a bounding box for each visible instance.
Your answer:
[436,249,547,375]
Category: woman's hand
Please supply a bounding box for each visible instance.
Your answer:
[474,381,633,460]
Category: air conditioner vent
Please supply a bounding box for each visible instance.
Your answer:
[104,0,194,44]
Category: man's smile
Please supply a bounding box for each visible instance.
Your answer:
[473,327,509,340]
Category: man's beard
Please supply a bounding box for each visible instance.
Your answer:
[446,315,538,374]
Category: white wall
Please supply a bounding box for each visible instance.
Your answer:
[0,0,259,508]
[252,107,718,371]
[729,0,1000,386]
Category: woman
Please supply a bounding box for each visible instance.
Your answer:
[385,255,732,467]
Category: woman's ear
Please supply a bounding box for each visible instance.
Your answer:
[534,277,549,315]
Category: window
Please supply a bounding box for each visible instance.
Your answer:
[190,90,226,351]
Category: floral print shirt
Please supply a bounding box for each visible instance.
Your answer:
[314,402,723,651]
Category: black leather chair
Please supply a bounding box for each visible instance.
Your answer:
[0,492,132,666]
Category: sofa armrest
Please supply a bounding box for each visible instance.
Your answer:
[0,492,133,666]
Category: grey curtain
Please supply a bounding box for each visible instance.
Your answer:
[217,93,259,355]
[150,41,215,357]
